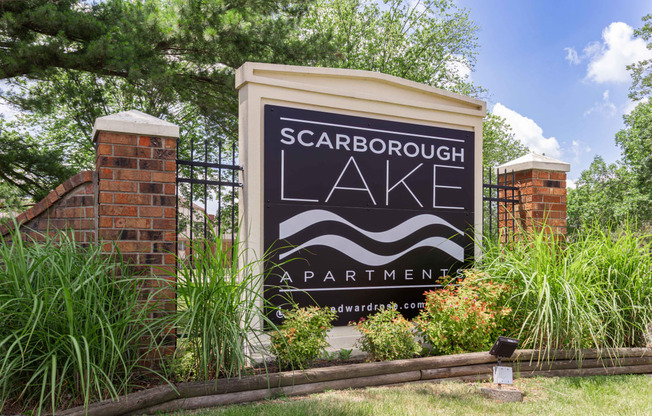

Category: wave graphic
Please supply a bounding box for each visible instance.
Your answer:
[279,209,463,241]
[278,234,464,266]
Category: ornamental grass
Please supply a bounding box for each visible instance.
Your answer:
[478,221,652,358]
[0,227,168,415]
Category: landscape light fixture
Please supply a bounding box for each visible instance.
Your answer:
[489,336,519,388]
[489,336,519,361]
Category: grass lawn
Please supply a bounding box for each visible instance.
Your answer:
[168,375,652,416]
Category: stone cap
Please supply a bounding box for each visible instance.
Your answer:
[235,62,487,116]
[496,153,570,173]
[92,110,179,141]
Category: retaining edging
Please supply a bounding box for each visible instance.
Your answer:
[58,348,652,416]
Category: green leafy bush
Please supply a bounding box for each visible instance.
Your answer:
[0,228,167,415]
[478,222,652,356]
[270,306,336,368]
[338,348,353,361]
[414,270,513,356]
[353,304,420,361]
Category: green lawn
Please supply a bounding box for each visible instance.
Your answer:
[169,375,652,416]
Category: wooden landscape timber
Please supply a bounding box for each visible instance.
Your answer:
[57,348,652,416]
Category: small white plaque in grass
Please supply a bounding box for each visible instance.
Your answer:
[493,365,513,385]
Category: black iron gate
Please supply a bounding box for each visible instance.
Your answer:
[483,169,519,241]
[175,138,242,260]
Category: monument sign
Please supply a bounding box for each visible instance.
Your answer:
[236,63,485,328]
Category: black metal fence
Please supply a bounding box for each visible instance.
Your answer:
[483,169,519,241]
[175,137,242,260]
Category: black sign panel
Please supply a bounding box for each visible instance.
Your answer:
[263,105,474,325]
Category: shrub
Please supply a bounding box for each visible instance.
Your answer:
[270,306,336,368]
[172,229,280,380]
[0,227,167,415]
[478,222,652,356]
[353,304,421,361]
[413,270,513,356]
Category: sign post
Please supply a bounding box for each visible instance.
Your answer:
[237,63,486,341]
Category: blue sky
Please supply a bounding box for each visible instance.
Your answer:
[459,0,652,184]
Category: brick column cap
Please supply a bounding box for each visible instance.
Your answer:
[497,153,570,173]
[92,110,179,142]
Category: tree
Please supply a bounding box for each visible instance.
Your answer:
[482,112,528,176]
[567,108,652,232]
[615,101,652,198]
[303,0,526,171]
[0,0,331,202]
[620,14,652,208]
[0,118,76,201]
[1,0,325,82]
[2,0,527,213]
[302,0,481,96]
[567,156,626,232]
[567,104,652,232]
[628,14,652,101]
[481,113,527,235]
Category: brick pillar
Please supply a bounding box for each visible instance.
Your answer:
[497,153,570,239]
[92,110,179,360]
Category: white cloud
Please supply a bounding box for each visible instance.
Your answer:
[567,178,577,190]
[582,41,602,58]
[583,89,617,117]
[571,140,591,154]
[583,22,652,84]
[492,103,562,158]
[565,47,580,65]
[623,97,650,115]
[570,139,592,166]
[446,59,472,80]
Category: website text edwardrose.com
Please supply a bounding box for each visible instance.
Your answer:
[330,301,426,315]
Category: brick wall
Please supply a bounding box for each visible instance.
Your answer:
[95,131,178,358]
[95,133,177,272]
[498,169,567,238]
[0,171,95,242]
[2,111,180,364]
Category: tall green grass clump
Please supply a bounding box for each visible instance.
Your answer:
[173,228,279,381]
[478,222,652,356]
[0,228,167,415]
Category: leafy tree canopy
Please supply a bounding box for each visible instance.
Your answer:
[0,118,75,201]
[302,0,481,96]
[303,0,525,169]
[1,0,526,207]
[615,100,652,197]
[1,0,329,200]
[568,104,652,233]
[567,156,629,233]
[482,112,528,175]
[628,14,652,101]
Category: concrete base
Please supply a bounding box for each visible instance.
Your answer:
[326,326,361,349]
[479,387,524,402]
[249,325,367,364]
